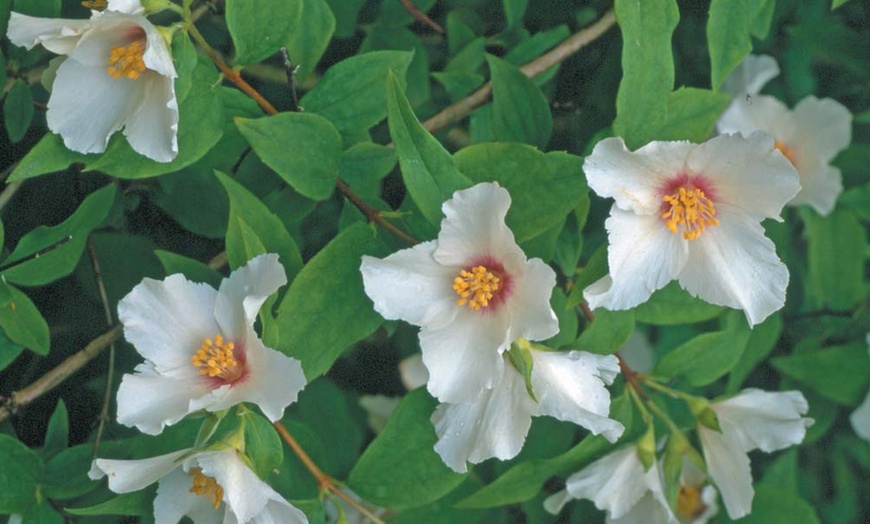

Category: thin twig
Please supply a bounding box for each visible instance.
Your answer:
[87,236,115,457]
[398,0,444,34]
[336,180,417,245]
[279,48,301,113]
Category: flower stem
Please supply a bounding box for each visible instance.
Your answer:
[273,421,384,524]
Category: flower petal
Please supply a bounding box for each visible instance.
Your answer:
[90,448,188,493]
[399,353,429,390]
[610,491,677,524]
[6,12,92,54]
[154,468,222,524]
[583,137,695,215]
[117,274,219,376]
[116,363,210,435]
[787,160,841,216]
[504,258,559,342]
[563,446,652,520]
[686,131,799,221]
[214,254,287,341]
[677,204,788,326]
[432,182,525,268]
[584,208,687,311]
[790,96,852,164]
[420,309,508,403]
[713,388,812,452]
[122,73,178,162]
[720,54,780,97]
[850,389,870,443]
[531,351,624,443]
[431,367,536,473]
[107,0,146,14]
[698,424,753,519]
[360,241,458,329]
[716,94,790,139]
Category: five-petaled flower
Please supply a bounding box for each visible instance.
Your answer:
[6,0,179,162]
[116,253,306,435]
[360,182,559,404]
[717,54,852,216]
[697,388,813,519]
[582,132,800,326]
[90,446,308,523]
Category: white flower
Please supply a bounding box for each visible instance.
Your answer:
[544,445,676,524]
[116,254,306,435]
[849,334,870,442]
[697,388,813,519]
[432,350,624,473]
[717,56,852,216]
[6,0,178,162]
[89,447,308,523]
[675,458,718,524]
[360,182,558,404]
[720,54,780,98]
[582,132,800,326]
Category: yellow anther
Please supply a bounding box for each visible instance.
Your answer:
[676,485,706,520]
[453,265,501,310]
[106,40,147,80]
[662,187,719,240]
[191,334,241,381]
[82,0,108,9]
[189,468,223,509]
[774,140,798,167]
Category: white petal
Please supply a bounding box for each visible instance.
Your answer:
[91,448,188,493]
[720,54,780,97]
[563,446,652,520]
[154,468,222,524]
[195,333,306,422]
[677,205,788,326]
[686,131,800,221]
[360,241,458,328]
[505,258,559,342]
[399,353,429,390]
[214,254,287,342]
[850,389,870,443]
[431,367,536,473]
[712,388,812,452]
[697,424,753,519]
[116,364,210,435]
[137,14,176,77]
[433,182,525,268]
[117,274,220,376]
[65,14,142,67]
[358,395,400,434]
[420,309,508,403]
[107,0,145,14]
[790,96,852,164]
[787,160,841,216]
[531,351,624,443]
[584,208,687,311]
[46,59,143,154]
[122,73,178,162]
[716,94,790,138]
[543,489,572,515]
[608,491,676,524]
[6,12,92,54]
[583,137,695,215]
[251,499,308,524]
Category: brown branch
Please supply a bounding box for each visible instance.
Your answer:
[336,180,417,245]
[398,0,444,34]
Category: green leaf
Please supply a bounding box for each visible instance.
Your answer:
[2,184,117,287]
[154,250,223,288]
[486,54,552,149]
[656,87,731,142]
[275,223,387,379]
[377,0,435,26]
[575,309,635,355]
[41,444,99,500]
[0,433,43,513]
[503,0,528,28]
[655,311,751,387]
[338,142,397,200]
[726,314,782,393]
[0,327,23,373]
[832,0,853,8]
[79,232,164,310]
[0,281,50,354]
[739,483,820,524]
[65,488,155,517]
[454,143,586,242]
[7,133,89,182]
[801,208,867,311]
[301,50,413,132]
[707,0,752,91]
[386,71,470,226]
[325,0,364,38]
[4,80,33,143]
[613,0,679,149]
[154,169,229,239]
[42,400,68,458]
[634,282,724,325]
[347,389,465,508]
[216,171,303,281]
[241,410,284,480]
[284,0,336,83]
[236,113,342,201]
[12,0,58,17]
[772,342,870,406]
[507,343,537,401]
[226,0,302,65]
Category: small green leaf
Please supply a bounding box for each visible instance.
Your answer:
[801,208,867,311]
[832,0,853,8]
[301,50,413,132]
[65,488,155,517]
[4,80,33,143]
[41,444,99,500]
[236,113,342,201]
[772,342,870,406]
[226,0,302,65]
[707,0,752,91]
[154,250,223,288]
[7,134,90,182]
[347,389,465,508]
[726,314,782,393]
[338,142,397,200]
[634,282,724,325]
[0,433,43,513]
[241,410,284,480]
[12,0,58,17]
[739,483,820,524]
[284,0,336,82]
[386,71,470,227]
[0,327,23,373]
[503,0,528,28]
[507,343,537,401]
[0,281,50,354]
[575,309,635,355]
[486,54,552,149]
[42,400,69,458]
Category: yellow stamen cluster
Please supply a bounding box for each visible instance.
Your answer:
[106,40,147,80]
[453,266,500,310]
[662,187,719,240]
[188,468,223,509]
[774,140,798,167]
[676,485,706,520]
[191,334,238,379]
[82,0,108,9]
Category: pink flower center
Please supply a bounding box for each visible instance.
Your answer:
[106,30,147,80]
[774,140,798,167]
[188,468,223,509]
[660,174,719,240]
[191,334,247,386]
[452,257,512,311]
